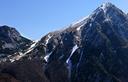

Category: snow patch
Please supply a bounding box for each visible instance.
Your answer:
[66,45,78,63]
[66,45,78,79]
[10,59,15,62]
[76,26,81,31]
[101,3,107,12]
[29,41,37,49]
[9,41,38,63]
[45,34,52,45]
[71,16,89,26]
[100,3,112,13]
[44,52,53,62]
[100,3,108,13]
[9,52,25,62]
[24,41,37,54]
[76,20,88,31]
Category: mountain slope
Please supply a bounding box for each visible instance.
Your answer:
[31,2,128,82]
[0,26,49,82]
[0,25,33,62]
[0,2,128,82]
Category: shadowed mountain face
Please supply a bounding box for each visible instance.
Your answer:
[0,2,128,82]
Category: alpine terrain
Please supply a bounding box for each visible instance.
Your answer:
[0,2,128,82]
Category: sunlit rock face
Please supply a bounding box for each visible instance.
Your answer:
[0,2,128,82]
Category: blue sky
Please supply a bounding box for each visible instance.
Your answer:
[0,0,128,40]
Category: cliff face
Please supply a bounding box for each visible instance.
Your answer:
[0,2,128,82]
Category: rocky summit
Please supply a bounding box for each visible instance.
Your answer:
[0,2,128,82]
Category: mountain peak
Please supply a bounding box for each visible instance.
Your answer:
[0,25,14,30]
[101,2,114,8]
[99,2,116,13]
[0,25,21,40]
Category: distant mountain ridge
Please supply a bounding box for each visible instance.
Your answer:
[0,2,128,82]
[0,25,33,62]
